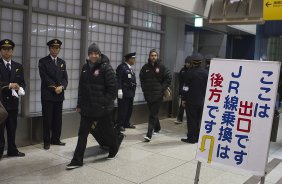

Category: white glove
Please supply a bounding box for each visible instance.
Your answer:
[11,89,19,98]
[118,89,123,99]
[18,87,25,96]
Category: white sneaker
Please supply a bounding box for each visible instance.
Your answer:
[174,120,183,124]
[144,136,151,142]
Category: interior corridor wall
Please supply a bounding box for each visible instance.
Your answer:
[198,31,227,58]
[163,16,187,117]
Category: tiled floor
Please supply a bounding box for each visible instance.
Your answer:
[0,118,282,184]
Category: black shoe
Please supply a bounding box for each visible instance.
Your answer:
[51,141,66,146]
[44,144,50,150]
[0,153,3,160]
[66,162,83,170]
[124,125,136,129]
[108,133,124,159]
[181,138,197,144]
[108,146,118,159]
[118,133,125,146]
[7,151,25,157]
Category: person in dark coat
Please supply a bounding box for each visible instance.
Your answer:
[140,49,172,142]
[181,53,208,144]
[116,52,137,131]
[38,39,68,150]
[175,56,191,124]
[66,43,120,170]
[0,39,26,158]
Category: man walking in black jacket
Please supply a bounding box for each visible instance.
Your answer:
[140,49,171,142]
[66,43,120,170]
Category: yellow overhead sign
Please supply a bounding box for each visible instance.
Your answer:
[263,0,282,20]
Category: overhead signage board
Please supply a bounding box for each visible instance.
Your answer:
[196,59,280,176]
[263,0,282,20]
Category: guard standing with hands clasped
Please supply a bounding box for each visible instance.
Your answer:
[0,39,26,159]
[116,52,137,131]
[38,39,68,150]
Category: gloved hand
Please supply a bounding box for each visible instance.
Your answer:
[18,87,25,96]
[118,89,123,99]
[11,89,19,98]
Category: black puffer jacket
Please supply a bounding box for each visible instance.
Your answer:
[77,55,117,117]
[140,60,171,103]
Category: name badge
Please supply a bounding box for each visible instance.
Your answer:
[128,74,132,78]
[183,86,189,91]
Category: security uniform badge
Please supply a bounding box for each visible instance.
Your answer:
[155,67,160,73]
[93,69,100,76]
[127,69,132,78]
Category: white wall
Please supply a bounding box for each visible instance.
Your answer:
[163,16,186,73]
[149,0,207,17]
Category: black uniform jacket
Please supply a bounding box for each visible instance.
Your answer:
[116,62,136,98]
[182,66,208,105]
[38,55,68,102]
[140,59,171,103]
[179,66,190,95]
[0,58,25,110]
[77,55,117,118]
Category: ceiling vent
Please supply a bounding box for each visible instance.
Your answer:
[209,0,264,24]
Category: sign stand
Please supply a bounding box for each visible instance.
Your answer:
[261,175,265,184]
[194,161,202,184]
[193,161,267,184]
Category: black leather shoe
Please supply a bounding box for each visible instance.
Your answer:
[44,144,50,150]
[51,141,66,146]
[124,125,136,129]
[181,138,197,144]
[7,151,25,157]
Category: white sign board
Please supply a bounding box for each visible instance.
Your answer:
[196,59,281,176]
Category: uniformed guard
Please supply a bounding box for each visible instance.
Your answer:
[0,39,26,158]
[175,56,191,124]
[116,52,137,131]
[38,39,68,150]
[181,53,208,144]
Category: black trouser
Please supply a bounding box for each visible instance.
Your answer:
[146,101,162,139]
[176,98,184,122]
[0,109,19,155]
[41,100,63,145]
[71,112,118,164]
[117,97,133,127]
[185,104,203,140]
